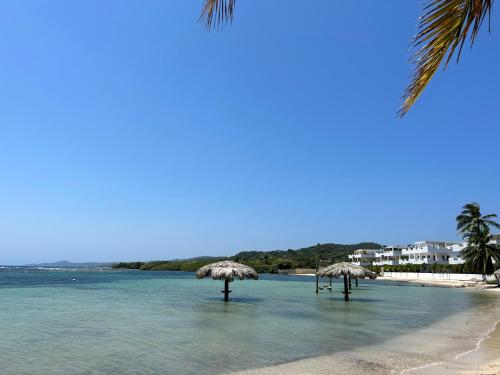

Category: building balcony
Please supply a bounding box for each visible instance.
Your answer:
[350,255,377,260]
[411,258,449,265]
[373,260,400,266]
[350,261,374,266]
[380,251,402,257]
[403,247,451,255]
[448,257,465,265]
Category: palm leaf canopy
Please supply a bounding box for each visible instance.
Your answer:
[198,1,494,117]
[400,0,493,116]
[456,201,500,235]
[462,228,500,273]
[200,0,236,30]
[196,260,258,282]
[317,262,377,279]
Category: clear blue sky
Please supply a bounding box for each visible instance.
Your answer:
[0,1,498,264]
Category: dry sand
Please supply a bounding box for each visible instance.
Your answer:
[377,276,500,290]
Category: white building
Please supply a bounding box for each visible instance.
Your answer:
[373,246,404,266]
[448,242,467,265]
[348,249,380,266]
[349,235,499,268]
[400,241,456,265]
[491,234,500,245]
[348,240,479,267]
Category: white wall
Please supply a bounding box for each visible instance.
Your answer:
[383,272,495,281]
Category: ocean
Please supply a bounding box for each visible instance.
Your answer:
[1,267,498,374]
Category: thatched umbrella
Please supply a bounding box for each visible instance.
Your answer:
[353,267,377,288]
[317,262,376,301]
[196,261,258,301]
[494,269,500,287]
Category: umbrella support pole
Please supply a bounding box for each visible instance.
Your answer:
[315,258,319,294]
[223,280,230,301]
[348,276,352,291]
[355,278,358,287]
[343,275,349,301]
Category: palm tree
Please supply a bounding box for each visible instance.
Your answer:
[456,202,500,236]
[199,0,494,116]
[462,227,500,281]
[494,269,500,287]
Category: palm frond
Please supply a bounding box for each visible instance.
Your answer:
[456,214,473,231]
[463,202,480,212]
[484,219,500,229]
[482,213,497,219]
[199,0,236,31]
[482,214,500,229]
[462,224,500,275]
[487,244,500,262]
[399,0,493,116]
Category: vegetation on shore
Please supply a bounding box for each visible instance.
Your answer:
[112,242,382,274]
[115,202,500,277]
[369,263,499,275]
[456,202,500,281]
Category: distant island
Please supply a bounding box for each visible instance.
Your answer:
[24,261,113,268]
[112,242,382,274]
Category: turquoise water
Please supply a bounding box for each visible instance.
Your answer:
[0,268,498,374]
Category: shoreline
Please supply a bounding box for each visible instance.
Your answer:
[407,320,500,374]
[377,276,500,291]
[295,272,500,291]
[229,290,500,375]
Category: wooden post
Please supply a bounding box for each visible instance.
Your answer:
[329,277,332,291]
[224,279,229,301]
[343,274,349,301]
[315,258,319,294]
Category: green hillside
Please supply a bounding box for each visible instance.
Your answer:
[112,242,382,273]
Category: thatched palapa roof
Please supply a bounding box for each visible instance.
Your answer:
[317,262,377,279]
[196,261,259,282]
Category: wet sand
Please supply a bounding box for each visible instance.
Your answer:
[409,322,500,374]
[229,290,500,375]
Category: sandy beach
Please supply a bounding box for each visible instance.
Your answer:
[229,285,500,375]
[230,319,500,375]
[296,272,500,290]
[377,276,500,291]
[409,322,500,375]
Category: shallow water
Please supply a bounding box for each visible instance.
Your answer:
[1,268,498,375]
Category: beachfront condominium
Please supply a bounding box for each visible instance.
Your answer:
[400,241,457,265]
[349,235,500,267]
[374,245,404,266]
[348,249,380,266]
[349,241,466,267]
[447,235,499,265]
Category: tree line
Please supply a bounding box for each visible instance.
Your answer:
[113,202,500,278]
[112,242,381,274]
